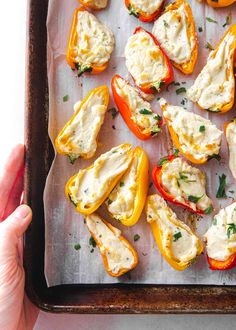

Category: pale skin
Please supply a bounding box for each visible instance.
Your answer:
[0,145,38,330]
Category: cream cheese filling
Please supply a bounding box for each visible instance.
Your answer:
[226,121,236,180]
[147,194,199,263]
[187,33,235,111]
[69,144,132,207]
[86,214,135,274]
[204,202,236,261]
[72,10,114,67]
[152,4,195,64]
[114,77,161,135]
[161,157,212,211]
[80,0,108,8]
[129,0,163,15]
[125,30,168,86]
[160,98,222,160]
[58,93,106,159]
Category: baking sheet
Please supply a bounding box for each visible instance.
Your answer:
[44,0,236,287]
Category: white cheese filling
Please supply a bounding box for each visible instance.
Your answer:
[160,98,222,160]
[114,77,161,135]
[129,0,163,15]
[226,121,236,180]
[161,157,212,212]
[86,214,135,274]
[58,93,107,159]
[204,202,236,261]
[187,33,235,111]
[72,10,114,67]
[125,30,168,86]
[107,153,138,220]
[152,4,195,64]
[147,195,199,263]
[69,144,132,207]
[80,0,108,8]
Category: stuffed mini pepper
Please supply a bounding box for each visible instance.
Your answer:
[204,201,236,270]
[125,0,164,22]
[106,147,149,226]
[152,0,198,74]
[160,98,223,164]
[85,214,138,276]
[67,7,115,76]
[187,24,236,113]
[125,27,174,94]
[65,144,133,215]
[78,0,108,9]
[146,194,203,271]
[206,0,236,7]
[55,86,109,163]
[111,75,162,140]
[152,154,213,215]
[225,119,236,180]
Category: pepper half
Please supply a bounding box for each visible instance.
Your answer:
[65,144,133,215]
[152,153,213,215]
[111,75,162,140]
[125,27,174,94]
[66,7,114,76]
[107,146,149,226]
[85,213,138,276]
[146,194,203,271]
[125,0,164,22]
[206,0,236,7]
[55,86,109,163]
[224,119,236,180]
[78,0,108,10]
[152,0,198,74]
[187,24,236,113]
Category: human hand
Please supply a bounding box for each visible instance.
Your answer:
[0,145,38,330]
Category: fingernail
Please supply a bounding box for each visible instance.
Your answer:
[15,205,31,218]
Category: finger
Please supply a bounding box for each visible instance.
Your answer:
[0,144,25,219]
[0,205,32,240]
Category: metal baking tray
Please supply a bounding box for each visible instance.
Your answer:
[24,0,236,313]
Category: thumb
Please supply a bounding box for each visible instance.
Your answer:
[1,205,32,239]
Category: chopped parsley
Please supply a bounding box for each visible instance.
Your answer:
[179,172,196,183]
[158,156,169,166]
[134,234,140,242]
[176,87,186,95]
[198,26,203,33]
[109,107,119,119]
[139,109,152,115]
[163,20,169,28]
[206,17,218,24]
[223,14,231,28]
[204,205,213,215]
[173,232,182,242]
[154,114,162,121]
[68,154,79,164]
[227,223,236,239]
[205,42,214,50]
[188,195,202,203]
[89,236,97,248]
[151,80,165,92]
[63,95,69,102]
[216,174,227,198]
[212,217,217,225]
[107,198,113,205]
[173,149,179,157]
[151,126,161,136]
[128,5,139,18]
[199,125,205,132]
[120,181,125,187]
[74,243,81,251]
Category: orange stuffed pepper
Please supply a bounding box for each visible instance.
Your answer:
[125,0,164,22]
[78,0,108,10]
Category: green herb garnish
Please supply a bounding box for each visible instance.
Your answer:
[134,234,140,242]
[74,243,81,251]
[212,217,217,225]
[206,17,218,24]
[188,195,202,203]
[63,95,69,102]
[205,42,214,50]
[151,80,165,92]
[176,87,186,95]
[158,156,169,166]
[68,154,79,164]
[173,232,182,242]
[139,109,152,115]
[151,126,161,136]
[173,149,179,157]
[128,5,139,18]
[120,181,125,187]
[227,223,236,239]
[179,172,196,183]
[223,14,231,28]
[107,198,113,205]
[89,236,97,248]
[204,205,213,215]
[199,125,205,132]
[216,174,227,198]
[163,20,169,28]
[154,114,162,121]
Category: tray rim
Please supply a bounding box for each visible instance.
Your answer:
[24,0,236,314]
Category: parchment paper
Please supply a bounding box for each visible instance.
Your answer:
[44,0,236,286]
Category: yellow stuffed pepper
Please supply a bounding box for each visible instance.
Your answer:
[65,144,133,215]
[55,86,109,164]
[187,24,236,113]
[160,98,223,164]
[85,213,138,277]
[146,194,203,271]
[152,0,198,74]
[106,146,149,226]
[67,7,115,76]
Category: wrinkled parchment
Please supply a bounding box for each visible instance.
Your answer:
[44,0,236,286]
